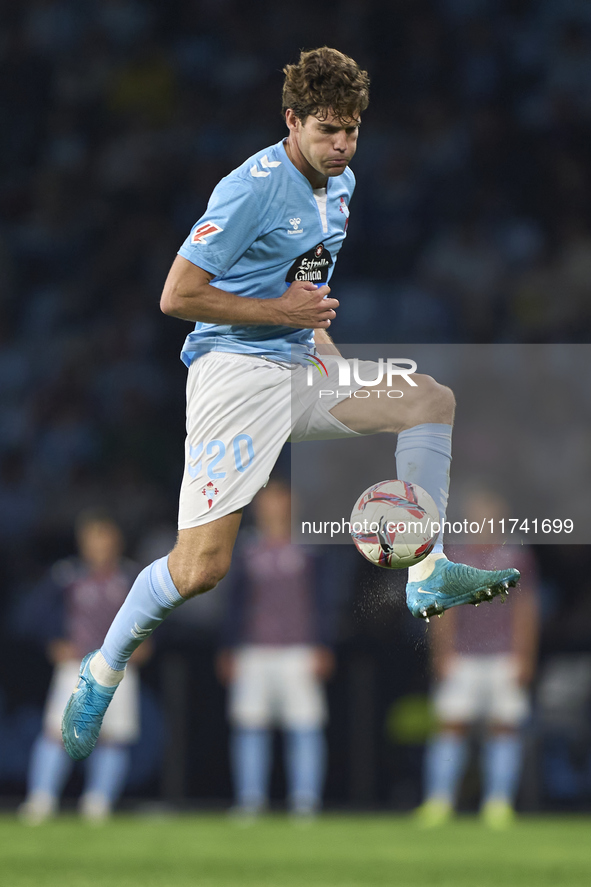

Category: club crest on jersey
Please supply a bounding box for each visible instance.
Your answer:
[202,481,219,509]
[286,243,333,283]
[191,222,223,245]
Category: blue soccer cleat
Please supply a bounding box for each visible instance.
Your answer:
[61,651,119,761]
[406,557,520,620]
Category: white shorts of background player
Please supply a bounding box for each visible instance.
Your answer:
[228,646,327,730]
[433,653,530,727]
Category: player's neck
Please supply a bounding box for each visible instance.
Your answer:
[284,137,327,190]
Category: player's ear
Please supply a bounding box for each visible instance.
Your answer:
[285,109,301,132]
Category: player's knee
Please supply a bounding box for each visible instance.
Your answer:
[405,375,455,427]
[432,379,455,422]
[174,554,232,599]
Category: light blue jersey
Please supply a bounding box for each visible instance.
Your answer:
[178,139,355,366]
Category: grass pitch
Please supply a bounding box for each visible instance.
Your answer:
[1,813,589,887]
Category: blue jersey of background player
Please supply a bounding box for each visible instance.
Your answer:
[177,139,355,366]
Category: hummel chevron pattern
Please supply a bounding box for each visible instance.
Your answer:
[250,155,282,177]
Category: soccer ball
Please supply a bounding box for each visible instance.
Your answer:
[350,480,439,569]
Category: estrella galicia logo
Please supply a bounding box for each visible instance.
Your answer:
[286,243,333,283]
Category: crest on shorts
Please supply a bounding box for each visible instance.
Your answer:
[202,481,219,509]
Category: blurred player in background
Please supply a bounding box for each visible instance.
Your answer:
[19,512,150,823]
[62,47,518,763]
[416,490,540,829]
[216,479,335,819]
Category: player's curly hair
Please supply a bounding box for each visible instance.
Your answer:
[282,47,370,123]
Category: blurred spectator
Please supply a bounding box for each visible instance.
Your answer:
[18,511,150,823]
[216,480,337,818]
[416,489,540,828]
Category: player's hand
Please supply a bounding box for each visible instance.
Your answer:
[311,646,336,681]
[47,639,77,664]
[275,281,339,329]
[130,639,153,667]
[215,649,237,685]
[434,653,457,682]
[514,653,535,687]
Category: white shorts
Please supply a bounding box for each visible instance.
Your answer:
[228,646,327,730]
[44,660,140,744]
[433,654,529,727]
[178,352,367,529]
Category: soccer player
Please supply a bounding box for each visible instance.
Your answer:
[20,512,148,822]
[62,47,519,762]
[416,490,540,829]
[216,479,336,818]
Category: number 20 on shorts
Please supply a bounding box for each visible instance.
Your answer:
[187,434,255,480]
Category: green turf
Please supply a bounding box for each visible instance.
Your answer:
[1,813,590,887]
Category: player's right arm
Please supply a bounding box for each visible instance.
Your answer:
[160,255,339,329]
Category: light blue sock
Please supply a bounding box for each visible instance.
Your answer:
[395,423,452,552]
[482,734,523,804]
[27,735,73,799]
[424,732,469,803]
[83,744,130,806]
[101,556,183,670]
[285,727,326,813]
[231,727,272,811]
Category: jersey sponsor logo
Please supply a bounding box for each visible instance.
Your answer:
[191,222,223,244]
[250,154,282,178]
[288,217,304,235]
[286,243,333,283]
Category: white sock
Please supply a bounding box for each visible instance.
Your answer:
[89,651,126,687]
[408,551,447,583]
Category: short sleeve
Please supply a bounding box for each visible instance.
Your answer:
[178,175,262,277]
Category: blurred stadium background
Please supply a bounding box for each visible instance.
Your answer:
[2,0,591,839]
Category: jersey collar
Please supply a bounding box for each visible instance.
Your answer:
[278,139,332,194]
